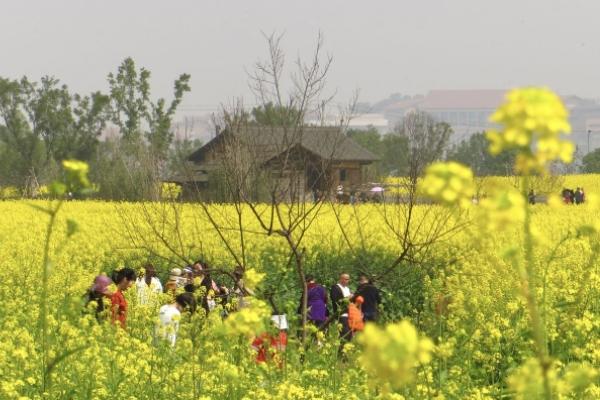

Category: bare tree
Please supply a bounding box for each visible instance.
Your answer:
[330,110,468,319]
[114,32,357,344]
[188,32,353,343]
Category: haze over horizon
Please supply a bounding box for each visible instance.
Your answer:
[3,0,600,116]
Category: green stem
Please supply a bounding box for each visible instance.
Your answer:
[520,175,551,400]
[39,200,63,394]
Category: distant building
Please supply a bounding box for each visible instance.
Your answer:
[564,96,600,154]
[305,113,390,134]
[384,90,505,142]
[383,90,600,151]
[346,113,390,134]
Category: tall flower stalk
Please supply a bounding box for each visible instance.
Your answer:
[35,160,91,393]
[489,88,573,399]
[423,88,575,399]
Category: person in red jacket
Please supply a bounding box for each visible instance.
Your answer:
[111,268,137,329]
[252,315,288,366]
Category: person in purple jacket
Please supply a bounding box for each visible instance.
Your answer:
[299,275,329,330]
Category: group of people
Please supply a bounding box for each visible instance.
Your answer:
[334,186,384,205]
[85,261,249,346]
[302,273,381,346]
[561,187,586,204]
[85,264,381,362]
[251,272,382,365]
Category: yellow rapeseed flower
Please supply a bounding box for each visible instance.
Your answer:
[421,162,475,208]
[487,87,573,174]
[358,321,434,390]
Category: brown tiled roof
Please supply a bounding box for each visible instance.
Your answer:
[188,126,379,164]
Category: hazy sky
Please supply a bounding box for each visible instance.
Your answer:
[2,0,600,115]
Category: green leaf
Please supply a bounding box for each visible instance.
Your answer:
[28,203,52,215]
[49,181,67,196]
[66,219,78,237]
[576,224,596,237]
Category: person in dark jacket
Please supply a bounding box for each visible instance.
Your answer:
[528,189,536,205]
[330,273,352,343]
[574,187,583,205]
[355,274,381,322]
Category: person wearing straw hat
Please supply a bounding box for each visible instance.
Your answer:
[165,268,183,294]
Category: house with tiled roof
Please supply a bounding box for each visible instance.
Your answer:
[171,126,378,200]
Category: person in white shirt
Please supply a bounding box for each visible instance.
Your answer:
[330,273,353,347]
[136,264,163,305]
[156,293,196,346]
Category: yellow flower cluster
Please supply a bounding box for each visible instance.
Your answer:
[62,159,91,190]
[222,299,271,338]
[486,87,574,173]
[0,185,20,199]
[478,186,526,231]
[49,159,92,196]
[508,358,598,399]
[160,182,182,200]
[243,268,265,291]
[421,161,474,208]
[358,321,434,390]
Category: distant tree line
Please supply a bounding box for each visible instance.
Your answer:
[5,54,595,202]
[582,148,600,173]
[0,58,193,200]
[348,121,519,179]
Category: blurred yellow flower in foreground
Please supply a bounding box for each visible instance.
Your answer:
[358,321,434,391]
[62,159,91,190]
[486,87,573,174]
[421,162,474,208]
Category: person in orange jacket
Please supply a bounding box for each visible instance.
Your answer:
[347,295,365,336]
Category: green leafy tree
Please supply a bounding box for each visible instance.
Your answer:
[250,102,301,127]
[66,92,111,161]
[107,57,191,160]
[347,127,409,177]
[380,133,409,176]
[446,132,515,175]
[147,74,191,158]
[100,58,190,200]
[107,58,151,143]
[0,78,46,186]
[347,127,384,155]
[22,76,110,162]
[581,147,600,173]
[0,76,107,189]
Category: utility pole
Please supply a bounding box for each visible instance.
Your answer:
[588,129,592,154]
